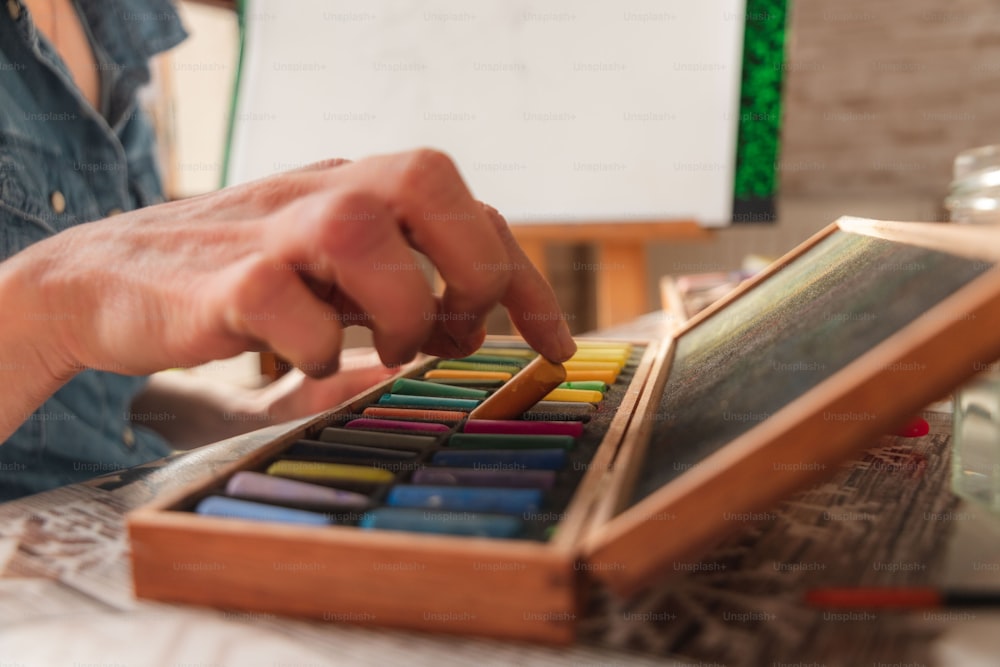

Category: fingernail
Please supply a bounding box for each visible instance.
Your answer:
[554,321,576,362]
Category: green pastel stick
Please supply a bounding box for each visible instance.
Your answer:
[558,381,607,393]
[391,378,488,399]
[447,433,575,450]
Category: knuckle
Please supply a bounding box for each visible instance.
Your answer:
[398,148,463,193]
[315,191,388,260]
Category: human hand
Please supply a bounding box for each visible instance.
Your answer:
[11,149,576,385]
[255,348,397,424]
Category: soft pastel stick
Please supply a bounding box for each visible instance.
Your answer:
[437,361,522,374]
[377,394,480,410]
[344,418,450,433]
[474,343,537,358]
[362,407,467,423]
[575,341,631,350]
[543,388,604,404]
[284,440,420,463]
[557,381,607,393]
[431,448,567,470]
[411,467,556,489]
[319,427,438,449]
[525,401,596,418]
[387,485,543,515]
[196,495,332,525]
[360,508,522,538]
[456,354,528,367]
[468,355,567,420]
[463,419,584,438]
[448,433,575,450]
[563,361,621,373]
[564,369,618,384]
[424,378,506,389]
[569,352,628,367]
[225,471,370,509]
[390,378,488,399]
[423,369,513,381]
[267,460,394,484]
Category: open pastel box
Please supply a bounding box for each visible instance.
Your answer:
[129,218,1000,643]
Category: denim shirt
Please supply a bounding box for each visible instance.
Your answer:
[0,0,187,500]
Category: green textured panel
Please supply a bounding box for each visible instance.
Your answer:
[733,0,788,222]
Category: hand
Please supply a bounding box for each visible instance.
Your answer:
[10,149,576,386]
[256,348,398,424]
[132,349,397,449]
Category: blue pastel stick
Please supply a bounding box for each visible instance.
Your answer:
[430,448,567,471]
[411,467,556,490]
[386,485,543,515]
[359,508,522,538]
[195,495,332,526]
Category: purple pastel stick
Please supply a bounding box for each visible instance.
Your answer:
[462,419,584,438]
[344,418,450,433]
[225,471,370,509]
[411,467,555,490]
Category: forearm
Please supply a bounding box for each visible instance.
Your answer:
[0,253,79,443]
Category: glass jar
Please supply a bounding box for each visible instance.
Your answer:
[948,145,1000,510]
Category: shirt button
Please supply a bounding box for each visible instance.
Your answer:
[107,207,123,217]
[122,425,136,449]
[7,0,20,21]
[50,190,66,214]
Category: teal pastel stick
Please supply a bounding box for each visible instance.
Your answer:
[360,508,522,538]
[391,378,488,399]
[377,394,480,410]
[447,433,575,450]
[195,495,331,526]
[387,485,542,515]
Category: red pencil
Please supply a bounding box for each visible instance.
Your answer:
[805,587,1000,609]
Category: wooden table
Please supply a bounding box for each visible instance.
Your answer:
[2,312,999,666]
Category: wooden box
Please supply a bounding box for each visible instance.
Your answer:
[129,218,1000,643]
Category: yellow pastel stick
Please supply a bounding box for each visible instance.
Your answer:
[267,460,394,484]
[564,369,618,384]
[423,369,513,381]
[563,361,621,373]
[543,388,604,403]
[569,353,627,368]
[575,341,632,351]
[571,348,628,358]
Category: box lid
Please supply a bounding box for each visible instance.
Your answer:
[582,218,1000,596]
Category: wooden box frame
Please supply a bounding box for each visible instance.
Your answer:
[129,218,1000,643]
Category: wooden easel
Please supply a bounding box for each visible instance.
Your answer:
[512,221,713,329]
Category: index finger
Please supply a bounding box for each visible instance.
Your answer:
[336,149,513,350]
[481,205,576,362]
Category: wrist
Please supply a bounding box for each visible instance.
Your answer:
[0,250,80,441]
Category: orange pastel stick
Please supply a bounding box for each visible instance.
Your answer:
[468,356,567,420]
[563,369,618,384]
